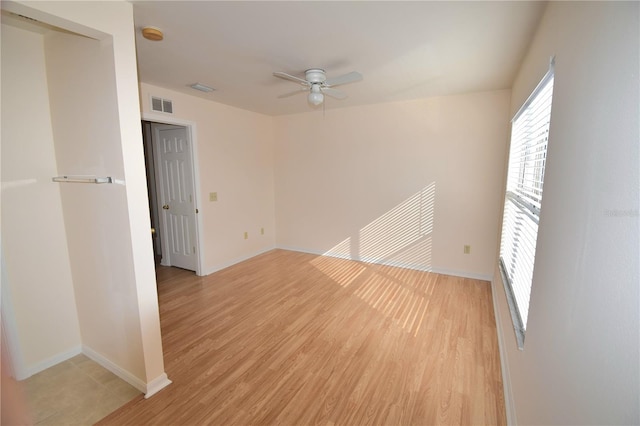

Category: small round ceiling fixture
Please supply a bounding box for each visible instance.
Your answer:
[308,84,324,106]
[142,26,163,41]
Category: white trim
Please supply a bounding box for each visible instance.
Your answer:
[277,246,493,281]
[188,124,205,276]
[6,333,193,400]
[203,246,276,275]
[142,113,205,276]
[491,275,517,425]
[26,345,82,378]
[144,372,172,399]
[499,259,526,349]
[430,267,493,282]
[82,344,147,393]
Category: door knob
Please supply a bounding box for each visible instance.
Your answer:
[162,204,169,210]
[151,228,156,234]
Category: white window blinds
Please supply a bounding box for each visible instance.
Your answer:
[500,64,554,340]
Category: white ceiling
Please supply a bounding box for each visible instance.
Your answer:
[131,1,546,116]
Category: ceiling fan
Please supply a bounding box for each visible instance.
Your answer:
[273,68,363,106]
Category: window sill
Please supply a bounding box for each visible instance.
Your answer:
[498,261,526,350]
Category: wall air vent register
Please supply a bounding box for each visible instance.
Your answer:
[151,96,173,114]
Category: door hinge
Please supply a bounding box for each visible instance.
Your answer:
[195,208,199,214]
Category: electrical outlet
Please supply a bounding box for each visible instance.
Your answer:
[209,192,217,202]
[244,231,248,240]
[464,245,471,254]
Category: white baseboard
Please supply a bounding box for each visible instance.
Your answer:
[82,345,172,398]
[203,246,276,276]
[277,246,493,281]
[81,345,147,394]
[491,277,516,425]
[430,267,493,282]
[26,345,82,378]
[144,373,172,399]
[23,344,171,398]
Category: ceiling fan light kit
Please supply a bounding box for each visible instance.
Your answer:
[273,68,362,107]
[308,85,324,106]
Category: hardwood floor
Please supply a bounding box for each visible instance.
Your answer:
[98,249,505,425]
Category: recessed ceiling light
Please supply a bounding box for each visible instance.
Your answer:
[190,83,215,93]
[142,26,163,41]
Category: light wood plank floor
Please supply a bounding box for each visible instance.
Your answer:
[98,249,505,425]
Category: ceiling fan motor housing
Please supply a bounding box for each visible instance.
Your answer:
[305,69,327,84]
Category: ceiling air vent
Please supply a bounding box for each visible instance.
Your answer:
[151,96,173,114]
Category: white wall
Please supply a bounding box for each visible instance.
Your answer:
[44,28,148,381]
[1,23,81,376]
[493,2,639,424]
[2,1,168,395]
[274,91,510,279]
[139,83,276,274]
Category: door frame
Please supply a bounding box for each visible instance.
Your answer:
[142,112,205,276]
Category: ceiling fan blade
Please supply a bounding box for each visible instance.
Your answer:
[273,71,309,86]
[324,71,363,87]
[277,88,308,99]
[321,87,348,99]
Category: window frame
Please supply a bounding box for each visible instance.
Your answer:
[499,58,555,349]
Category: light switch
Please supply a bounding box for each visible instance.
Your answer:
[209,192,217,202]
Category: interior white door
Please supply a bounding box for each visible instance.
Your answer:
[155,125,197,271]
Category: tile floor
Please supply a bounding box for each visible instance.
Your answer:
[20,354,142,425]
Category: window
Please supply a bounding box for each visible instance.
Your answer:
[499,60,554,348]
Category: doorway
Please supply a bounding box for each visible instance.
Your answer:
[142,119,203,275]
